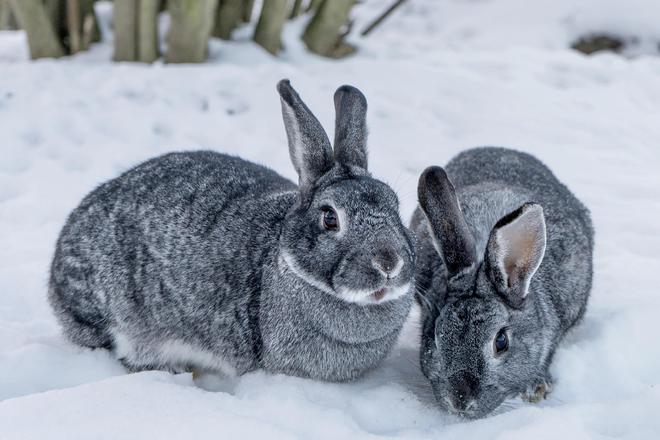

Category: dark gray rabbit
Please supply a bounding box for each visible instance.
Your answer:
[411,147,593,418]
[49,80,415,381]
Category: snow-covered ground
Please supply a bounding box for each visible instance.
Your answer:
[1,0,660,438]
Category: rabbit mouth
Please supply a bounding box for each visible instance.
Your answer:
[372,288,387,301]
[359,283,411,304]
[329,283,411,305]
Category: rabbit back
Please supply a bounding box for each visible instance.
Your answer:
[49,151,296,373]
[446,147,592,245]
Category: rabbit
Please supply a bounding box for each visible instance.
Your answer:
[410,147,593,418]
[49,80,415,382]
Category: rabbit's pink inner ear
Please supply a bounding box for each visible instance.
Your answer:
[487,203,547,304]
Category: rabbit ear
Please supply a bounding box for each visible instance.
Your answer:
[418,166,477,277]
[333,85,368,170]
[277,80,333,192]
[486,203,546,308]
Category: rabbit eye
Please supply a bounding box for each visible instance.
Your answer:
[493,328,509,355]
[321,206,339,231]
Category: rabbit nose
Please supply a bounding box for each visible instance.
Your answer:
[449,372,479,412]
[372,248,403,279]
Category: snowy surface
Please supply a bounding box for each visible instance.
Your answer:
[1,0,660,438]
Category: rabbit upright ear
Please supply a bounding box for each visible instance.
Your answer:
[333,85,368,170]
[486,203,546,308]
[418,166,477,277]
[277,80,333,192]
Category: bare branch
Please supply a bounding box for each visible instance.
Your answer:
[360,0,407,37]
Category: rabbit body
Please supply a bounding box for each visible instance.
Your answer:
[412,147,593,417]
[49,82,415,381]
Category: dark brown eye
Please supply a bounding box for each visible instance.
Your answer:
[322,207,339,231]
[494,328,509,355]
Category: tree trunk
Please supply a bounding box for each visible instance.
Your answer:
[79,0,101,43]
[0,1,8,29]
[241,0,254,23]
[138,0,159,62]
[307,0,323,13]
[113,0,137,61]
[66,0,81,53]
[43,0,100,53]
[81,13,94,49]
[9,0,65,58]
[165,0,219,63]
[302,0,355,58]
[43,0,65,42]
[0,0,18,30]
[213,0,242,40]
[253,0,288,55]
[113,0,160,63]
[289,0,303,18]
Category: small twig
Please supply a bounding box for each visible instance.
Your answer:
[360,0,407,37]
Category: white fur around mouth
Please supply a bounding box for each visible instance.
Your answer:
[341,283,412,305]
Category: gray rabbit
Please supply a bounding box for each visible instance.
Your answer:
[49,80,415,381]
[411,147,593,418]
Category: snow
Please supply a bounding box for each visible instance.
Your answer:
[1,0,660,438]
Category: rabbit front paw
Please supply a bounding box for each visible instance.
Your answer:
[521,377,554,403]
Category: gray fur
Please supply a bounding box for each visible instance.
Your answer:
[49,80,414,382]
[278,79,333,195]
[333,85,368,169]
[412,147,593,418]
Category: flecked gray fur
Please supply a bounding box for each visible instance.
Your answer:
[411,147,593,418]
[49,80,414,381]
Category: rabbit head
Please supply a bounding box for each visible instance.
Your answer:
[276,80,414,305]
[416,166,548,418]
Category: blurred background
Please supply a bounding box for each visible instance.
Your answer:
[1,1,660,439]
[2,0,660,61]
